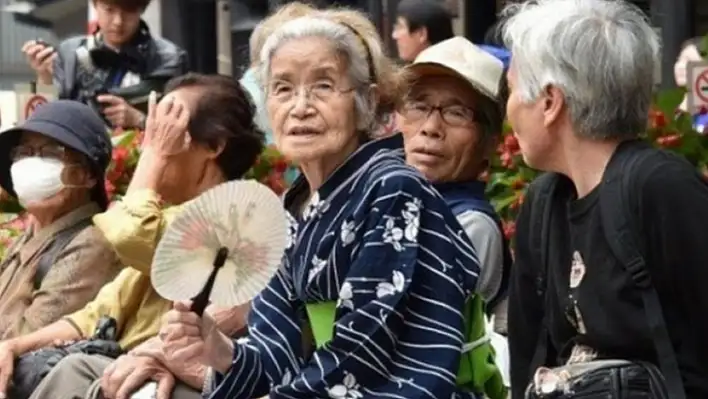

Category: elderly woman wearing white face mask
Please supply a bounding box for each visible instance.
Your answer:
[157,6,487,399]
[0,101,120,340]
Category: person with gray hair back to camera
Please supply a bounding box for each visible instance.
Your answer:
[503,0,708,398]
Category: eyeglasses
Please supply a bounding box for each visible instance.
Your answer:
[400,101,479,128]
[267,80,355,104]
[10,144,66,161]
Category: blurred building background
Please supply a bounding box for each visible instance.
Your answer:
[0,0,706,90]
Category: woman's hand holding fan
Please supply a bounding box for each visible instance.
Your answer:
[157,301,234,374]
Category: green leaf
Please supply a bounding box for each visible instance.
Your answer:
[654,89,685,117]
[492,194,518,213]
[112,130,137,147]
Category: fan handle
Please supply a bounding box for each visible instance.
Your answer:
[190,247,229,317]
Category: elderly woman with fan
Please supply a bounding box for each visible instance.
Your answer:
[158,7,485,399]
[0,73,264,399]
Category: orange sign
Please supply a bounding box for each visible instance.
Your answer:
[24,94,48,119]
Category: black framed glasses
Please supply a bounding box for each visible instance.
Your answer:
[400,101,479,128]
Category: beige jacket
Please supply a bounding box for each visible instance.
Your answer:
[0,203,122,339]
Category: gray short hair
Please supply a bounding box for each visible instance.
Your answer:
[502,0,660,140]
[258,16,376,131]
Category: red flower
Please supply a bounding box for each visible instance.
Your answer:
[500,152,514,169]
[273,158,288,173]
[655,133,682,148]
[265,172,286,195]
[104,179,117,199]
[112,146,129,163]
[503,134,520,153]
[649,110,667,129]
[502,220,516,240]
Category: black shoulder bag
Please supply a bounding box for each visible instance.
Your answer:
[524,142,687,399]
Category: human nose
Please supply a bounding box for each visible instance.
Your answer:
[289,87,313,118]
[111,12,124,27]
[418,108,444,139]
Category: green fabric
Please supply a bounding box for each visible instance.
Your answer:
[456,295,507,399]
[305,301,338,348]
[305,296,507,399]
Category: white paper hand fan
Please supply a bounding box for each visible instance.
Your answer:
[151,180,288,314]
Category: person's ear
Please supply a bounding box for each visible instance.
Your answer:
[541,84,565,129]
[417,26,429,45]
[204,138,226,160]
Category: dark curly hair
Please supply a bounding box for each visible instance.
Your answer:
[165,73,265,180]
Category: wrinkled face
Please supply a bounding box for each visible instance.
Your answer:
[266,36,360,166]
[398,73,487,182]
[10,132,94,210]
[392,17,428,62]
[505,62,552,169]
[94,0,143,47]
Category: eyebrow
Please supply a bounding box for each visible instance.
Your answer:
[271,64,341,81]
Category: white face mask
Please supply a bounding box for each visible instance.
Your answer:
[10,157,66,205]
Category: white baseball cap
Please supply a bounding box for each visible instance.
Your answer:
[409,36,505,101]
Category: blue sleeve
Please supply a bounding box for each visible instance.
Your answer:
[210,262,303,398]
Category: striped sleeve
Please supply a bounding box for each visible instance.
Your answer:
[210,263,303,398]
[211,172,479,398]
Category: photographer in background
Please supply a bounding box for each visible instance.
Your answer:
[21,0,188,130]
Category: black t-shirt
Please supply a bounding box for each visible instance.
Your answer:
[508,145,708,399]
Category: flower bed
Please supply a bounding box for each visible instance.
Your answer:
[0,89,706,255]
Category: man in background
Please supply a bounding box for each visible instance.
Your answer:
[392,0,454,62]
[21,0,188,130]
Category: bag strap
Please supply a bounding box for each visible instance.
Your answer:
[599,143,686,399]
[527,173,561,373]
[34,219,92,290]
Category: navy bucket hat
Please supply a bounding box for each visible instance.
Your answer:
[0,100,113,209]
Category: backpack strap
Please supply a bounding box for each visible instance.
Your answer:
[443,189,513,315]
[526,173,561,372]
[599,143,686,399]
[34,219,92,290]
